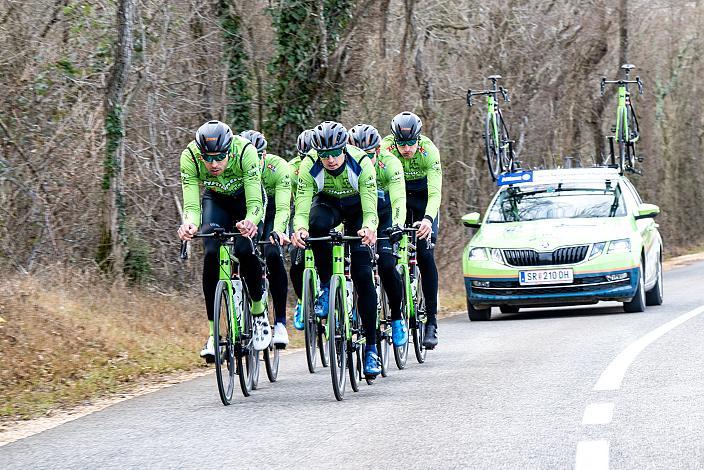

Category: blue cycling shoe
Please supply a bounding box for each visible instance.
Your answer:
[363,347,381,376]
[293,301,304,331]
[391,319,408,347]
[314,283,330,318]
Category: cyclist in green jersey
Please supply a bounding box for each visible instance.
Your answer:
[291,121,381,377]
[177,120,271,360]
[380,111,441,349]
[348,124,408,347]
[289,129,315,331]
[240,130,292,348]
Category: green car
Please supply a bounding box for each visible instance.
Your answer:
[462,167,663,321]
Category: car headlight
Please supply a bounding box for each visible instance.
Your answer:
[468,247,489,261]
[608,238,631,254]
[490,248,505,265]
[589,242,606,260]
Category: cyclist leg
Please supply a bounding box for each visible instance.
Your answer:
[262,198,289,346]
[200,190,239,357]
[343,204,380,376]
[377,204,406,346]
[309,195,342,316]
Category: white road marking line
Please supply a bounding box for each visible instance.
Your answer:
[582,403,614,425]
[594,305,704,391]
[575,440,609,470]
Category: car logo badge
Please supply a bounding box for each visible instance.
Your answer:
[540,241,551,250]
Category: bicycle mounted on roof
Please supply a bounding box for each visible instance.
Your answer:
[467,75,517,180]
[600,64,644,175]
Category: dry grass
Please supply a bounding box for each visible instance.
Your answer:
[0,270,204,422]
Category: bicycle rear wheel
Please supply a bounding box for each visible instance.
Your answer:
[328,276,347,401]
[412,266,427,364]
[393,265,410,370]
[318,318,329,368]
[348,296,362,392]
[485,113,501,180]
[302,270,318,373]
[618,107,628,172]
[263,344,279,382]
[498,110,514,172]
[213,281,235,405]
[627,105,639,169]
[377,286,391,377]
[237,295,256,397]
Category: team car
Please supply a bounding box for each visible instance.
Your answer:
[461,167,663,320]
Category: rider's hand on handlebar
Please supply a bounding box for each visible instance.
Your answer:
[177,223,197,241]
[292,229,308,248]
[387,224,404,244]
[270,231,290,246]
[415,219,433,240]
[358,227,376,246]
[236,219,258,238]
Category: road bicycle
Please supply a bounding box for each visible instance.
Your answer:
[180,226,258,405]
[600,63,644,174]
[467,75,516,180]
[304,231,375,401]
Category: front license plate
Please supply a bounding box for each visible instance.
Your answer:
[519,268,574,286]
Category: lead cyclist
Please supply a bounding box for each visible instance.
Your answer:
[379,112,442,349]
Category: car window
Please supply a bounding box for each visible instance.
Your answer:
[618,180,640,215]
[486,182,628,223]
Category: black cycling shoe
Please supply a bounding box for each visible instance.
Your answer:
[422,324,438,349]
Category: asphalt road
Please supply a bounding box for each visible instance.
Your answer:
[3,261,704,469]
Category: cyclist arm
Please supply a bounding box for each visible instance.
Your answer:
[241,144,264,225]
[273,164,292,233]
[179,147,202,227]
[422,140,442,222]
[293,160,315,232]
[386,156,407,226]
[359,158,379,231]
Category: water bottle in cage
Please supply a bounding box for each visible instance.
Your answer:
[233,279,244,319]
[345,277,355,319]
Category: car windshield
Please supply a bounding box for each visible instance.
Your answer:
[486,182,627,223]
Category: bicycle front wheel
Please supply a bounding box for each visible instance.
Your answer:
[377,287,391,377]
[498,110,514,172]
[485,113,501,180]
[213,281,235,405]
[328,276,347,401]
[412,266,427,364]
[393,264,410,370]
[263,344,280,382]
[302,270,318,373]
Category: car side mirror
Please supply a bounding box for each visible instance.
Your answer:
[635,203,660,220]
[462,212,482,228]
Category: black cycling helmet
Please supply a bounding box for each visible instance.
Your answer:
[311,121,348,151]
[390,112,422,140]
[348,124,381,151]
[296,129,315,155]
[195,120,233,153]
[239,130,267,154]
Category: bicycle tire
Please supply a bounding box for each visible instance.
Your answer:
[302,270,318,373]
[627,104,639,169]
[263,345,279,382]
[618,107,628,173]
[213,281,235,405]
[318,316,329,368]
[393,264,410,370]
[328,276,347,401]
[498,110,514,172]
[251,349,261,390]
[485,112,501,180]
[348,294,362,392]
[377,286,390,377]
[237,293,256,397]
[412,265,427,364]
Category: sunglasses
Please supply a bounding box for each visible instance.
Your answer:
[318,148,344,159]
[202,151,229,163]
[395,139,418,147]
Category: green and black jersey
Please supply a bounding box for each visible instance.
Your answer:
[294,145,378,231]
[380,134,442,221]
[260,153,292,233]
[375,153,406,226]
[179,135,263,227]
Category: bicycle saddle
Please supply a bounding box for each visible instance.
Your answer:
[621,64,636,70]
[488,74,502,80]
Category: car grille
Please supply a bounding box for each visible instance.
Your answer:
[502,245,589,267]
[470,274,630,296]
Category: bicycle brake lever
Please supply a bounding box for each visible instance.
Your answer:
[600,77,606,96]
[636,76,644,95]
[466,90,473,107]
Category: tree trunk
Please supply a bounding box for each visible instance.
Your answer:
[100,0,135,277]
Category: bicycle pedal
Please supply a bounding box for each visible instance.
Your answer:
[364,376,376,384]
[204,355,215,364]
[275,343,286,350]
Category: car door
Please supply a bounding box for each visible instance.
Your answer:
[621,178,659,287]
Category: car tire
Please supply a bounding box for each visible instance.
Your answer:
[499,306,520,314]
[467,298,491,321]
[623,262,646,313]
[645,253,664,306]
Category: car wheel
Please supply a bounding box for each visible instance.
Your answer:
[499,306,520,314]
[623,262,646,313]
[645,253,664,306]
[467,297,491,321]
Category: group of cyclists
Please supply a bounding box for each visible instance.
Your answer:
[177,112,442,380]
